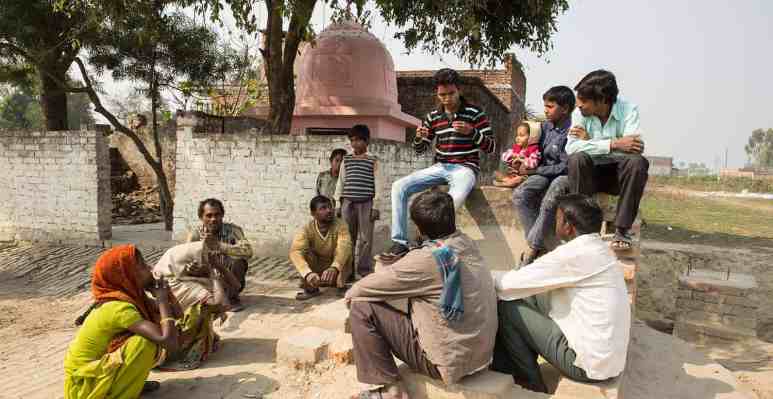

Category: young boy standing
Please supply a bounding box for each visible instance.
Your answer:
[316,148,347,205]
[334,125,382,279]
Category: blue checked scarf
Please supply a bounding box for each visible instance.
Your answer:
[429,241,464,322]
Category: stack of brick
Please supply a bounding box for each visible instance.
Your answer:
[674,269,758,343]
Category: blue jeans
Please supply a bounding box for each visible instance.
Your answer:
[391,163,477,245]
[512,175,569,250]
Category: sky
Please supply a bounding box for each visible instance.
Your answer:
[103,0,773,169]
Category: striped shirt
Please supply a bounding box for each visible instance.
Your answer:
[334,154,383,202]
[413,98,496,172]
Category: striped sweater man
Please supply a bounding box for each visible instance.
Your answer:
[414,98,496,173]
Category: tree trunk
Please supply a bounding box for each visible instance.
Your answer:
[39,68,69,130]
[263,0,316,135]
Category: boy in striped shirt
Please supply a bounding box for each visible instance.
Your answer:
[334,125,383,278]
[384,68,496,259]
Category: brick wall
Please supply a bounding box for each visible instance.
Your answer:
[173,113,434,256]
[0,129,111,243]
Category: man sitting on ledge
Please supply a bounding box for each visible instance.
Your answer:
[346,190,498,399]
[289,195,352,300]
[492,194,630,393]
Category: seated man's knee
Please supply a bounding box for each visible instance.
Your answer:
[568,152,592,168]
[628,155,650,171]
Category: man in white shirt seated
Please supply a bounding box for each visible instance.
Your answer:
[492,193,630,393]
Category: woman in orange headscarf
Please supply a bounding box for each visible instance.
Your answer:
[64,244,180,399]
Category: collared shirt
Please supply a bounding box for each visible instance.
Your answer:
[493,233,630,380]
[187,222,253,260]
[535,118,570,178]
[346,232,498,384]
[566,98,640,156]
[315,170,339,200]
[413,97,496,173]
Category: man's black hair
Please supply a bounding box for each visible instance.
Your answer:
[574,70,619,105]
[348,124,370,142]
[542,85,576,111]
[330,148,347,161]
[433,68,461,88]
[410,190,456,240]
[556,194,603,235]
[198,198,225,218]
[310,195,333,212]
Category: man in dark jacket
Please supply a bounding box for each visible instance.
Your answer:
[512,86,575,266]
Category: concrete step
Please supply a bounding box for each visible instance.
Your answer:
[674,319,757,343]
[399,364,549,399]
[541,363,622,399]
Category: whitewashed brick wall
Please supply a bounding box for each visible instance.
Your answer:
[0,130,111,243]
[173,117,435,256]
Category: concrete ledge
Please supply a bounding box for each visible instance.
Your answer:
[540,360,622,399]
[399,365,548,399]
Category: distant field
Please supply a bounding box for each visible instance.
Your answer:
[639,189,773,248]
[649,175,773,194]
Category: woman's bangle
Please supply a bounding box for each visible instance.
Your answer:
[160,317,176,324]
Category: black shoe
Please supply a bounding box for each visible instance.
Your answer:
[142,381,161,393]
[295,288,321,301]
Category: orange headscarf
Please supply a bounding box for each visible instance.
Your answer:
[91,244,160,352]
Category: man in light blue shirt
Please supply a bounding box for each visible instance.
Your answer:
[566,70,649,250]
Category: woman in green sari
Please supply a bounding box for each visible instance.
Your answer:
[64,245,180,399]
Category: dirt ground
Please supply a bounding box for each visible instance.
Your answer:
[1,246,772,399]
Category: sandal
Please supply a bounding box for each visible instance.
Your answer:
[295,288,321,301]
[610,231,633,250]
[352,387,408,399]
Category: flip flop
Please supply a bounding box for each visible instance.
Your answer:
[611,231,633,250]
[295,288,321,301]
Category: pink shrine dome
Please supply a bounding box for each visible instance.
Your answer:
[292,20,419,142]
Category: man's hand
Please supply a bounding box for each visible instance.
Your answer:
[370,209,380,221]
[305,272,321,289]
[569,126,590,140]
[451,121,473,136]
[321,267,339,286]
[611,135,644,154]
[416,125,430,139]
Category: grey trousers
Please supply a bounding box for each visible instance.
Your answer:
[568,153,649,230]
[342,198,375,277]
[512,176,570,251]
[350,301,442,385]
[492,295,600,393]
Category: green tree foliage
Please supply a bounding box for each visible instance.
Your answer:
[745,128,773,168]
[197,0,570,134]
[0,80,93,130]
[0,1,98,130]
[78,2,223,230]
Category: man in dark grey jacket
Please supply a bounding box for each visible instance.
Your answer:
[512,86,575,266]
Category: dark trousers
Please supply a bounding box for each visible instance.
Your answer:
[512,175,570,251]
[567,153,649,230]
[492,295,599,393]
[342,199,375,277]
[223,258,248,301]
[350,301,442,385]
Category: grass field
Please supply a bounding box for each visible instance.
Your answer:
[649,175,773,194]
[639,189,773,248]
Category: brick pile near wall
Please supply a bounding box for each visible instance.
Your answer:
[0,129,111,243]
[173,112,435,256]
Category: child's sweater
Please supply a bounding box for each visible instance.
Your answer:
[501,143,541,169]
